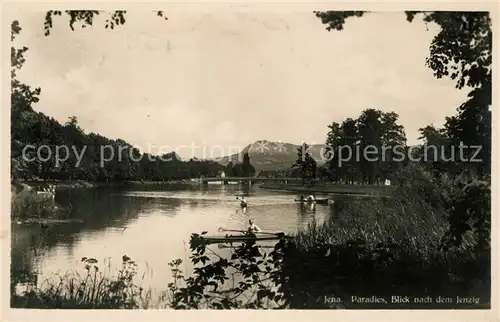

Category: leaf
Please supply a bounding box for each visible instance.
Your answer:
[257,289,267,300]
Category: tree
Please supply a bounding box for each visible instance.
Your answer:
[11,21,42,181]
[10,21,223,183]
[416,124,452,176]
[292,143,317,185]
[224,161,234,177]
[379,112,407,181]
[314,11,491,259]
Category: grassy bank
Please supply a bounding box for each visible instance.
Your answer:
[259,182,395,196]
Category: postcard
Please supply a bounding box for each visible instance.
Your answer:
[2,1,498,321]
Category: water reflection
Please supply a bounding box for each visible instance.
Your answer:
[296,202,317,214]
[11,185,334,296]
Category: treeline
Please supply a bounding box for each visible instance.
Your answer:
[318,13,491,186]
[11,22,224,183]
[10,11,493,310]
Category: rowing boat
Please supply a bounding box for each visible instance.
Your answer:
[202,235,284,245]
[294,198,330,205]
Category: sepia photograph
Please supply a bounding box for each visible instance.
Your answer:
[4,1,497,317]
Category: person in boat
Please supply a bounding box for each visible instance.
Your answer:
[246,218,261,236]
[307,194,315,202]
[299,194,305,202]
[239,197,248,208]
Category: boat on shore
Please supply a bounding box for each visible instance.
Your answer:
[294,198,330,205]
[202,235,286,245]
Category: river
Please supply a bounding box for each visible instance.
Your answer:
[11,183,334,300]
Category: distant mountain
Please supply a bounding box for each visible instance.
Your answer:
[216,140,327,171]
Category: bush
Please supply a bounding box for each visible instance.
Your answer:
[11,256,152,309]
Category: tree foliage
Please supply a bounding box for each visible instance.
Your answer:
[292,143,317,184]
[324,109,406,184]
[43,10,168,36]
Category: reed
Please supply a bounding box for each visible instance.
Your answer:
[295,164,470,255]
[285,166,490,307]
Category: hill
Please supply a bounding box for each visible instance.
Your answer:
[216,140,327,171]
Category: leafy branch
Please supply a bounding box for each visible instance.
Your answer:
[43,10,168,36]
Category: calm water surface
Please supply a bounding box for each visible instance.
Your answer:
[11,184,333,295]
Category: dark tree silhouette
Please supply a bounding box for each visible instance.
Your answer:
[315,11,492,178]
[224,161,234,177]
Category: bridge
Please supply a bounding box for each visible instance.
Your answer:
[200,177,302,184]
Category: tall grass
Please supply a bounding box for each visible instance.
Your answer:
[11,165,490,309]
[11,256,162,309]
[296,164,473,254]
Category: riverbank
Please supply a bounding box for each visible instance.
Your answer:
[10,167,491,309]
[259,182,396,196]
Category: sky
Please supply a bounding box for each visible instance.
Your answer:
[14,9,470,159]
